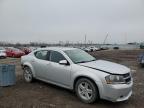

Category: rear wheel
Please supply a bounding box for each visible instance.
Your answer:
[23,66,33,83]
[75,78,99,104]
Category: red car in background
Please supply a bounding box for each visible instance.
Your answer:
[19,47,32,55]
[5,47,25,58]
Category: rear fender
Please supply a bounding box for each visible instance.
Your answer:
[22,62,36,77]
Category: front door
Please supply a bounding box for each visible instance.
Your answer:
[46,51,71,86]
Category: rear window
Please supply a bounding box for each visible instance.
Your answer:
[35,50,50,60]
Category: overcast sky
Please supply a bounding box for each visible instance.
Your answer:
[0,0,144,44]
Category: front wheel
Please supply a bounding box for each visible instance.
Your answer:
[23,66,33,83]
[75,78,99,104]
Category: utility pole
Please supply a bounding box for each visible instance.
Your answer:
[125,33,127,44]
[85,34,87,47]
[103,33,109,45]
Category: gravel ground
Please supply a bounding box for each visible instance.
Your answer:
[0,49,144,108]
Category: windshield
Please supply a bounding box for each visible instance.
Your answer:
[65,49,96,64]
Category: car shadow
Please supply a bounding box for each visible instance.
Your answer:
[32,79,131,107]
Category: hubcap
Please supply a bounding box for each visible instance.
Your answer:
[24,68,32,82]
[78,82,93,100]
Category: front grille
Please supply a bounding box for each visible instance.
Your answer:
[125,77,131,82]
[123,73,131,83]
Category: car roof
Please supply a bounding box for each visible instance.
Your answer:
[36,47,77,51]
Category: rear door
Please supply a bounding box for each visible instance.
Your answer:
[32,50,50,79]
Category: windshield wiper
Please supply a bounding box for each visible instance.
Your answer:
[90,59,96,61]
[76,61,88,64]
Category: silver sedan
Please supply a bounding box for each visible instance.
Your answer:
[21,47,133,103]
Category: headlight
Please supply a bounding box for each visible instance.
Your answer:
[105,75,125,84]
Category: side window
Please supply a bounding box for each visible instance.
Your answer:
[35,50,49,60]
[50,51,66,63]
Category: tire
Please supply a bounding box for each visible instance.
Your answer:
[140,63,144,67]
[75,78,99,104]
[23,66,33,83]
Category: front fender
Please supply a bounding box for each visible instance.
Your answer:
[70,67,109,98]
[71,70,103,88]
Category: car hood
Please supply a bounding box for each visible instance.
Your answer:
[79,60,130,74]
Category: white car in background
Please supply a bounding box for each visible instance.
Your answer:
[21,47,133,103]
[83,47,91,52]
[88,46,100,52]
[0,47,6,58]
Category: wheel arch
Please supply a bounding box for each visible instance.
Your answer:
[73,76,100,98]
[22,62,36,77]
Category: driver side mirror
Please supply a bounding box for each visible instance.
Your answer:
[59,60,69,65]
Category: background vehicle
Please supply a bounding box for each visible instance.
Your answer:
[88,46,100,52]
[113,46,119,50]
[21,47,133,103]
[100,46,109,50]
[83,47,91,52]
[140,43,144,49]
[138,53,144,67]
[19,47,32,55]
[0,47,7,58]
[6,47,25,58]
[29,47,38,51]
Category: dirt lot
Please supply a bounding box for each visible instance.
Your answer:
[0,49,144,108]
